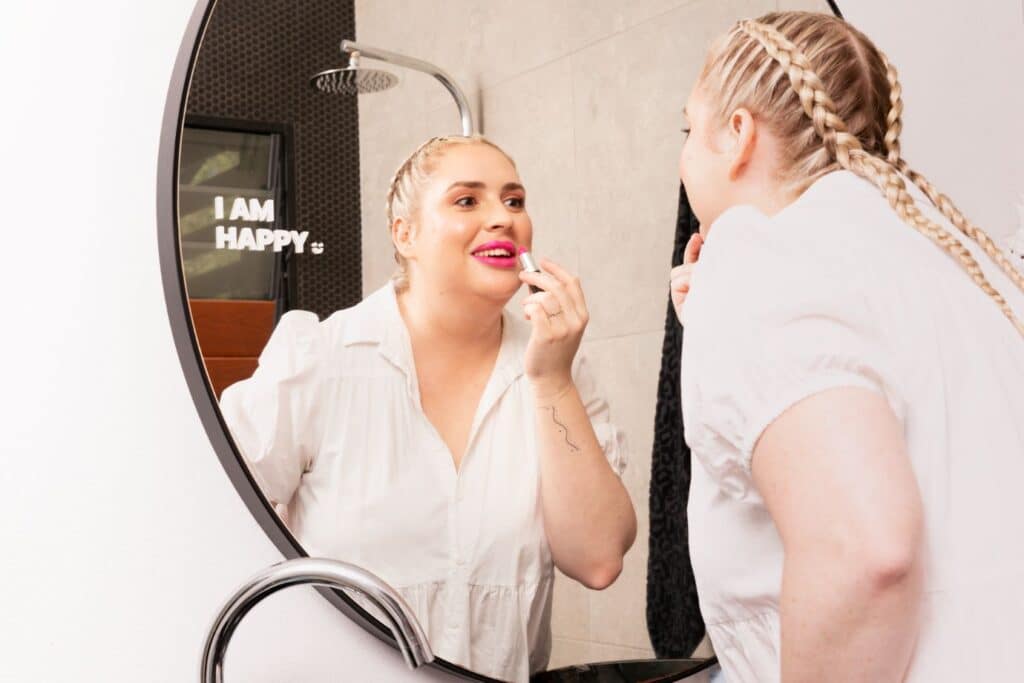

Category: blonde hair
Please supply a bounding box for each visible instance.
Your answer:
[384,134,517,290]
[700,11,1024,337]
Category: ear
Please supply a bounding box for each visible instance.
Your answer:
[391,217,417,260]
[726,107,757,180]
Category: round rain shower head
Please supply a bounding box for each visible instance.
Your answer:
[310,60,398,95]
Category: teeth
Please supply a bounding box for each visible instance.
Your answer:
[476,249,512,257]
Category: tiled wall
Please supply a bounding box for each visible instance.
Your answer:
[355,0,830,668]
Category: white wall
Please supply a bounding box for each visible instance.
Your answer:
[0,2,447,681]
[1,2,1019,682]
[841,0,1024,243]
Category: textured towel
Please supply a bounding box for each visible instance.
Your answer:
[646,182,705,657]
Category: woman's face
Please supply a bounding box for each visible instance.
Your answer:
[404,143,533,303]
[678,83,735,231]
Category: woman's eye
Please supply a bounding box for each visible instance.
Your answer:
[504,196,525,209]
[681,127,691,136]
[455,196,477,207]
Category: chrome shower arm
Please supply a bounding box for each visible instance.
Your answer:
[201,558,434,682]
[342,39,474,136]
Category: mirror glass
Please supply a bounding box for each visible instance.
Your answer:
[175,0,833,680]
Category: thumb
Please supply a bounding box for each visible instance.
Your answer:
[683,232,704,265]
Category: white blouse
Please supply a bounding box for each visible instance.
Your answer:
[219,283,627,683]
[681,171,1024,682]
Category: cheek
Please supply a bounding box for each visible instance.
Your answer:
[680,144,719,225]
[519,215,534,246]
[678,142,693,183]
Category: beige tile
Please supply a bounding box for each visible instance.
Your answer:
[574,331,664,651]
[578,640,656,663]
[570,0,777,340]
[579,332,662,476]
[777,0,833,12]
[423,94,483,138]
[587,514,652,651]
[564,0,701,51]
[548,636,592,670]
[551,569,590,641]
[442,0,575,91]
[347,0,446,131]
[480,58,579,274]
[357,107,434,294]
[691,634,717,658]
[547,637,656,672]
[357,1,576,118]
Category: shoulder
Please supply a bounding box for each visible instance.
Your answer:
[687,184,881,335]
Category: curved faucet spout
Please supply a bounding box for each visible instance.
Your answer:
[201,557,434,682]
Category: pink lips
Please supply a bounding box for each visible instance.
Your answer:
[471,240,519,269]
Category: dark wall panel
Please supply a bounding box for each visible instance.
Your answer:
[186,0,362,318]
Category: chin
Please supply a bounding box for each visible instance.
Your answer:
[473,275,521,304]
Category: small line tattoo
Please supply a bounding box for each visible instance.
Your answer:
[544,406,580,453]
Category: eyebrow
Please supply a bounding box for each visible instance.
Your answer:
[681,106,690,119]
[446,181,525,193]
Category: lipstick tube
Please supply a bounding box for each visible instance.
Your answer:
[519,251,543,294]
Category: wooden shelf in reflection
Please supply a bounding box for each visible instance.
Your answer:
[188,298,276,397]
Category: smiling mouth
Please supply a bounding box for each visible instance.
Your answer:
[474,247,514,257]
[471,241,519,268]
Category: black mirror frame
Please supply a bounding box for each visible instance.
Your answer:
[156,1,840,681]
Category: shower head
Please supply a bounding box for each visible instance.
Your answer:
[309,51,398,95]
[311,40,475,135]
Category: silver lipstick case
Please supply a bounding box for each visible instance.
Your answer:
[518,251,543,294]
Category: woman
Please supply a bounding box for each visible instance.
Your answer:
[220,135,636,682]
[670,11,1024,683]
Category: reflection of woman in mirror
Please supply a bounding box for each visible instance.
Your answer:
[220,135,636,682]
[671,11,1024,683]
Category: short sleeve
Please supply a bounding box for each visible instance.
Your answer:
[572,351,629,476]
[681,205,907,495]
[218,310,326,505]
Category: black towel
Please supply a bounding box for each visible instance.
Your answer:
[646,182,705,657]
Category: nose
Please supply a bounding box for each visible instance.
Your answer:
[486,200,515,231]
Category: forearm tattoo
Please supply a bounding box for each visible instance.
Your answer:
[543,406,580,453]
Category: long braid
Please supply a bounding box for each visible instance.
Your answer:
[876,53,1024,295]
[879,50,903,165]
[738,19,1024,339]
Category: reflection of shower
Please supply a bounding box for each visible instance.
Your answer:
[310,39,475,136]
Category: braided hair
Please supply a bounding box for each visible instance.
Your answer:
[700,11,1024,337]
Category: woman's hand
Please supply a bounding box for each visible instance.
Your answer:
[519,258,589,401]
[670,232,704,324]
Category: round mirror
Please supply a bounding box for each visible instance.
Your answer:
[159,1,840,681]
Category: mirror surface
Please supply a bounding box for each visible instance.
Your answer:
[175,1,833,680]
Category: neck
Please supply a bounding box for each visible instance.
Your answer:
[743,176,803,217]
[396,280,504,356]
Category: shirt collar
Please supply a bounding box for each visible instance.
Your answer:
[339,281,529,398]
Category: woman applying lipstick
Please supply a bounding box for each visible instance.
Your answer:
[219,135,636,682]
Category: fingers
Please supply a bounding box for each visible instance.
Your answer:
[536,258,586,307]
[670,264,694,293]
[522,289,562,317]
[538,258,587,313]
[683,233,704,265]
[519,258,588,325]
[523,301,567,339]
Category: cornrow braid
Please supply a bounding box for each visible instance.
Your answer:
[878,49,903,165]
[734,16,1024,339]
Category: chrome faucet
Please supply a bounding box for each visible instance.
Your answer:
[201,557,434,682]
